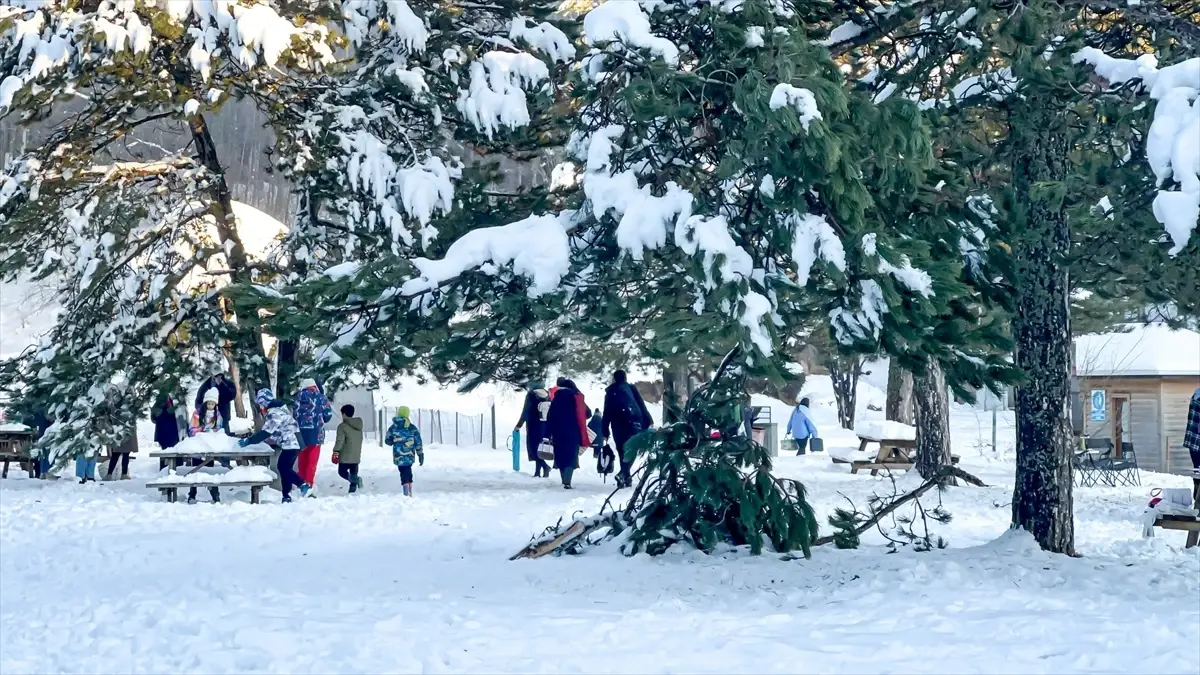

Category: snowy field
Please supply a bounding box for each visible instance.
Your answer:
[2,398,1199,674]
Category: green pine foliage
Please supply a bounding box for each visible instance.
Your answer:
[605,348,820,557]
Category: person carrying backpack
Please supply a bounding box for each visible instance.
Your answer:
[601,369,653,489]
[386,407,424,497]
[786,397,819,455]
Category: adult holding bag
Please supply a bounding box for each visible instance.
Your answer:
[546,378,591,490]
[786,397,820,455]
[602,369,654,489]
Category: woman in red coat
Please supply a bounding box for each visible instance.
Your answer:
[546,378,591,489]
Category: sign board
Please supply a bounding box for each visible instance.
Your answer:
[1089,389,1107,422]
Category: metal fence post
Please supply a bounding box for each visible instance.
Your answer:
[512,429,520,471]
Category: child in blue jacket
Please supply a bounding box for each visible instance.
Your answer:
[385,407,424,497]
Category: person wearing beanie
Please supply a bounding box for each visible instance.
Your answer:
[332,404,365,493]
[293,378,333,493]
[240,388,309,502]
[385,406,424,497]
[194,368,237,433]
[190,388,224,436]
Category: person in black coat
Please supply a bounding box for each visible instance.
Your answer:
[587,408,603,452]
[601,369,654,489]
[546,379,590,489]
[514,382,552,477]
[152,392,185,450]
[194,370,236,432]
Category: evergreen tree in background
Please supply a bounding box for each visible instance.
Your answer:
[0,0,337,463]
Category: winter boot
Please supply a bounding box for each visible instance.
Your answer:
[348,482,357,495]
[282,495,293,504]
[187,496,197,505]
[402,483,412,497]
[355,476,363,489]
[209,488,221,504]
[120,473,131,480]
[298,483,312,499]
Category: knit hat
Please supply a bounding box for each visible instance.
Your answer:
[202,389,220,405]
[299,377,318,390]
[396,406,411,420]
[254,388,275,408]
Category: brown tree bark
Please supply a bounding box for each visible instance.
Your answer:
[914,360,954,485]
[886,360,915,424]
[662,361,689,424]
[828,355,860,430]
[1009,102,1076,556]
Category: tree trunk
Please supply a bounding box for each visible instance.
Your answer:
[1009,103,1076,556]
[914,360,954,485]
[886,360,915,424]
[188,113,270,403]
[662,362,688,424]
[828,356,860,430]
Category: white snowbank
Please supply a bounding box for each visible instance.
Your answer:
[166,432,271,456]
[1075,324,1200,377]
[0,422,30,432]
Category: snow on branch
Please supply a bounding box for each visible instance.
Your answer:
[769,84,822,130]
[1074,48,1199,254]
[509,17,574,63]
[457,51,551,138]
[789,212,845,285]
[583,0,679,67]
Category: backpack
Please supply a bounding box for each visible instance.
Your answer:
[596,445,615,480]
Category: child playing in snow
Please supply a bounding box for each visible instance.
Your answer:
[239,388,309,503]
[385,407,424,497]
[332,404,364,494]
[190,388,225,436]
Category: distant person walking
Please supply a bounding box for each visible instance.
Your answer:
[151,392,186,451]
[386,407,424,497]
[786,397,819,455]
[602,370,653,489]
[547,379,590,489]
[332,405,365,494]
[105,422,136,480]
[294,378,333,493]
[240,389,309,502]
[194,369,237,433]
[515,383,552,477]
[1185,387,1200,472]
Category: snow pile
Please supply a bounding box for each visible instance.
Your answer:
[0,422,30,432]
[1075,324,1200,377]
[168,432,270,456]
[583,1,679,67]
[769,84,822,130]
[1073,49,1199,254]
[147,465,276,486]
[854,420,917,441]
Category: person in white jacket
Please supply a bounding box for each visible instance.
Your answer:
[786,398,819,455]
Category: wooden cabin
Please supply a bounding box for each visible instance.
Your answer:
[1075,325,1200,475]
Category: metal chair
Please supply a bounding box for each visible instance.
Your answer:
[1075,438,1114,487]
[1109,442,1141,487]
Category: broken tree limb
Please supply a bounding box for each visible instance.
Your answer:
[510,516,610,560]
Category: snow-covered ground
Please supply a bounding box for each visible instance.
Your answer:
[2,397,1198,674]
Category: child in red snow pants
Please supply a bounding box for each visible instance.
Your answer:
[297,445,320,486]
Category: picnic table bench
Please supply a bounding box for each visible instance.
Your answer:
[834,434,960,475]
[1151,476,1200,549]
[147,448,275,504]
[0,428,36,478]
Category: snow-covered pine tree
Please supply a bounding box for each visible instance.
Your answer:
[236,0,576,391]
[0,0,336,462]
[824,0,1197,552]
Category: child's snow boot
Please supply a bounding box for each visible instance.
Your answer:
[282,495,293,503]
[187,496,197,505]
[402,483,412,497]
[298,483,312,499]
[355,476,363,489]
[349,482,357,495]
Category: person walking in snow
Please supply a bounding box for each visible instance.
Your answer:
[194,369,237,433]
[601,369,653,489]
[588,408,603,452]
[239,388,309,502]
[386,407,424,497]
[332,404,365,494]
[105,421,137,480]
[515,383,552,478]
[547,379,590,490]
[1185,387,1200,472]
[190,389,225,436]
[786,397,819,455]
[294,378,333,493]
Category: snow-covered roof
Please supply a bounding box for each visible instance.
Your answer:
[1075,324,1200,377]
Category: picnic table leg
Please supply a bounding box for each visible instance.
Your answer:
[251,486,261,505]
[166,487,177,503]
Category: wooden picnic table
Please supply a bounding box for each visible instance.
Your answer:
[836,434,959,475]
[1153,477,1200,549]
[0,428,35,478]
[148,448,275,504]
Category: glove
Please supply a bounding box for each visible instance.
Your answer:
[418,451,425,466]
[237,438,250,448]
[331,451,340,464]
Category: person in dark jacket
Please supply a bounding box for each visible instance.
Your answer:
[601,370,653,489]
[194,370,237,433]
[547,379,590,489]
[515,382,552,477]
[151,392,186,451]
[588,408,603,452]
[1185,387,1200,471]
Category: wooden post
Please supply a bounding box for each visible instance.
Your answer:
[491,402,498,449]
